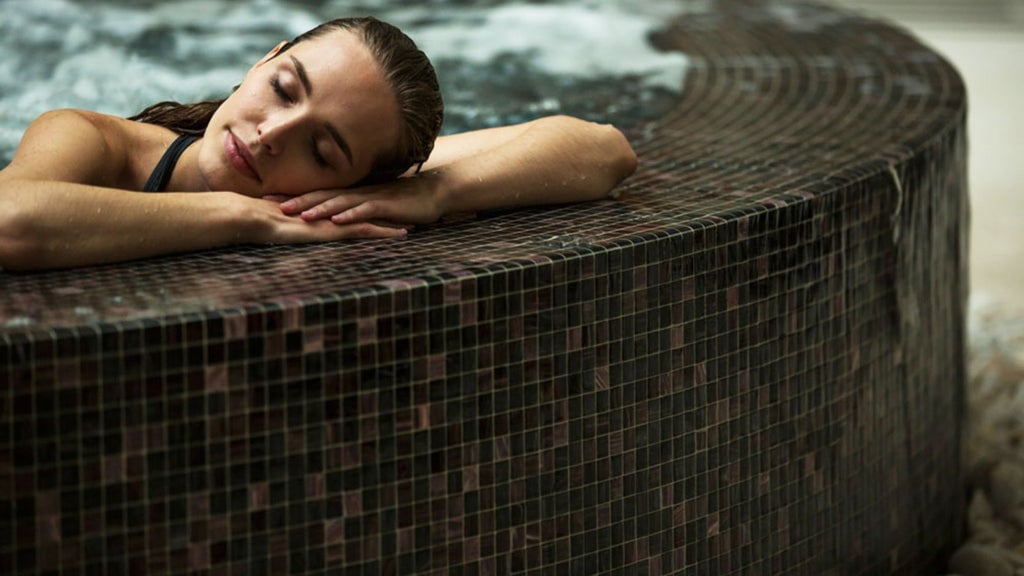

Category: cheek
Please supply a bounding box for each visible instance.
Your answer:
[218,88,261,122]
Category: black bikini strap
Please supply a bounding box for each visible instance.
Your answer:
[142,134,199,192]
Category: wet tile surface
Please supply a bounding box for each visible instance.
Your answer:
[0,1,967,574]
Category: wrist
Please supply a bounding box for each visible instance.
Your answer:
[217,192,270,244]
[424,166,465,217]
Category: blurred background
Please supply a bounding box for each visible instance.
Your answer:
[830,0,1024,312]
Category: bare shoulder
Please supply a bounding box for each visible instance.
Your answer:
[0,109,140,187]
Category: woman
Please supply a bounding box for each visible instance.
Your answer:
[0,17,637,271]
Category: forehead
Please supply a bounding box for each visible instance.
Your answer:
[287,30,401,169]
[289,30,379,87]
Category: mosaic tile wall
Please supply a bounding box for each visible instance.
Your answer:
[0,0,967,574]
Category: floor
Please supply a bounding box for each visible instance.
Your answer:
[829,0,1024,312]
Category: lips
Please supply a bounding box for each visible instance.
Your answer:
[224,130,261,182]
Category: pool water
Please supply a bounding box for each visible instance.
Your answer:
[0,0,690,165]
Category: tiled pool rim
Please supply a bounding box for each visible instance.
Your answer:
[0,1,967,574]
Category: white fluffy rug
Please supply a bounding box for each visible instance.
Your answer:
[947,296,1024,575]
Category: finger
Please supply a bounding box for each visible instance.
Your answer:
[300,195,363,221]
[369,220,414,231]
[336,222,408,239]
[280,190,343,215]
[276,219,405,243]
[262,194,292,203]
[331,201,386,224]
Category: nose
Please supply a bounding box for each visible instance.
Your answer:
[256,112,303,156]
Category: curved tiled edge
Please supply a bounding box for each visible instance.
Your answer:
[0,1,966,574]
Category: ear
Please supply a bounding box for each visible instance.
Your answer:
[251,41,290,71]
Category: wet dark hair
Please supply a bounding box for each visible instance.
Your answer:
[129,17,443,184]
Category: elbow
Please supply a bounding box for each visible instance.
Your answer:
[616,129,638,179]
[549,115,638,179]
[531,115,638,200]
[592,121,638,187]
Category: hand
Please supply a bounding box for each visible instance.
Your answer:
[266,174,444,226]
[246,196,408,244]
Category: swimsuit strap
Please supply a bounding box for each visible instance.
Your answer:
[142,134,199,192]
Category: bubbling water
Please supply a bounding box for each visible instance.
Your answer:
[0,0,689,165]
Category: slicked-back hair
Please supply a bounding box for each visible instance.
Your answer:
[130,17,443,185]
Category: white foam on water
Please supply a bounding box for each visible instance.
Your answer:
[402,2,689,89]
[766,2,855,33]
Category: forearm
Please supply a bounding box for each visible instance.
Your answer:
[431,115,637,215]
[259,116,638,229]
[0,179,254,270]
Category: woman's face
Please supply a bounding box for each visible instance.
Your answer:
[198,29,402,197]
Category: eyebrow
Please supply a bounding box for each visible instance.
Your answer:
[290,56,313,96]
[291,55,354,167]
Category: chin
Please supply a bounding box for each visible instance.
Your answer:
[198,146,255,196]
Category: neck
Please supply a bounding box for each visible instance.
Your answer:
[164,137,208,192]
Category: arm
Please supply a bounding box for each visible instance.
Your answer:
[0,110,403,270]
[278,115,638,224]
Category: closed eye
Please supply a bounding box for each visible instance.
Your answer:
[287,55,355,168]
[270,74,325,167]
[312,137,329,168]
[271,75,294,103]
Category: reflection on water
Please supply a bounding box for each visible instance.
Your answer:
[0,0,689,165]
